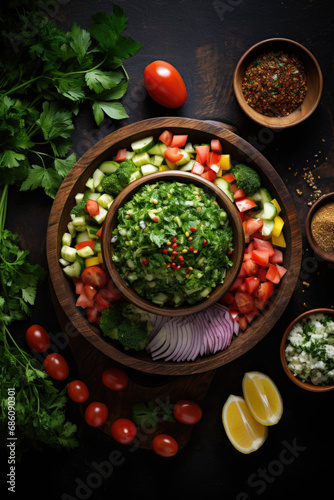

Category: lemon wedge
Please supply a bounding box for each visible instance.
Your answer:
[242,371,283,426]
[222,395,268,454]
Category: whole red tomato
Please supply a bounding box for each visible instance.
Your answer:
[111,418,137,444]
[44,353,69,381]
[26,324,50,352]
[152,434,178,457]
[173,400,203,425]
[85,402,108,428]
[102,368,128,391]
[67,380,89,403]
[144,60,187,108]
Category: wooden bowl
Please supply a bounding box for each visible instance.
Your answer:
[47,117,302,375]
[305,192,334,263]
[280,308,334,392]
[101,170,244,317]
[233,38,323,129]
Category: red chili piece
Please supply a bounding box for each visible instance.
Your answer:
[142,259,148,265]
[190,227,197,232]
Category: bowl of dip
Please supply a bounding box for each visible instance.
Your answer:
[234,38,323,129]
[305,192,334,263]
[101,170,245,316]
[280,308,334,392]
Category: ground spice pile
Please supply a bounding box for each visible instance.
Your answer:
[310,202,334,253]
[242,50,307,117]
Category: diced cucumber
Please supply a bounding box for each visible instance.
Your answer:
[184,142,196,153]
[84,191,100,201]
[147,143,168,156]
[262,219,275,236]
[76,230,90,243]
[67,221,76,238]
[61,245,77,263]
[59,258,70,267]
[255,201,277,221]
[131,136,155,153]
[99,161,119,174]
[85,177,95,191]
[175,149,191,167]
[200,287,212,298]
[97,193,113,209]
[63,255,84,279]
[77,246,95,258]
[151,155,164,167]
[86,223,100,240]
[126,151,135,159]
[93,206,108,224]
[141,164,159,176]
[71,216,87,228]
[62,232,72,246]
[151,292,168,306]
[92,168,105,188]
[213,177,234,202]
[250,187,272,209]
[75,192,84,204]
[129,170,142,182]
[132,152,151,167]
[179,159,195,171]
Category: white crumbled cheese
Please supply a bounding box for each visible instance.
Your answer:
[285,313,334,386]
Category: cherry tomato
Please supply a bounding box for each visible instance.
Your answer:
[85,402,108,427]
[173,400,203,425]
[67,380,89,403]
[111,418,137,444]
[44,353,69,381]
[26,324,50,352]
[102,367,128,391]
[81,266,107,288]
[152,434,178,457]
[144,60,187,108]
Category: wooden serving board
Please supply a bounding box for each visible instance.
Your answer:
[49,280,216,449]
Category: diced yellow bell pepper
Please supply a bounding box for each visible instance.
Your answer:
[271,198,281,215]
[272,215,284,237]
[97,252,103,264]
[165,159,177,170]
[159,164,170,171]
[219,154,232,172]
[85,256,100,267]
[271,231,286,248]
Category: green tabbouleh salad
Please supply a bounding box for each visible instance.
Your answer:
[111,181,233,307]
[285,313,334,386]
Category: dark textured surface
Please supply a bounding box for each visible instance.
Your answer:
[4,1,334,499]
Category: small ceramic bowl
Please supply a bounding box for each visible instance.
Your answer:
[101,170,245,317]
[280,308,334,392]
[305,192,334,263]
[233,38,323,129]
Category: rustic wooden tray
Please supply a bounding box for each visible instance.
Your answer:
[47,117,302,376]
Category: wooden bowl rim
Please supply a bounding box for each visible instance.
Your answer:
[305,192,334,263]
[280,308,334,392]
[101,170,244,316]
[47,116,302,375]
[233,37,323,129]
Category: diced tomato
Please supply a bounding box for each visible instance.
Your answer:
[276,264,287,278]
[170,134,188,148]
[253,238,275,257]
[159,130,173,146]
[81,266,107,288]
[229,277,243,291]
[211,139,223,154]
[76,291,94,309]
[94,291,111,312]
[256,281,274,302]
[239,212,246,222]
[234,291,254,314]
[266,264,281,284]
[87,307,101,324]
[220,291,235,306]
[230,182,239,193]
[245,276,260,294]
[234,188,246,200]
[85,199,100,217]
[257,267,268,282]
[83,284,97,299]
[243,218,263,236]
[254,298,268,310]
[201,169,217,181]
[229,308,239,320]
[243,258,259,277]
[251,249,271,267]
[164,147,183,163]
[191,161,205,175]
[237,280,247,293]
[238,315,248,331]
[195,145,210,164]
[115,148,127,162]
[245,311,256,324]
[222,173,235,183]
[235,197,258,213]
[73,278,84,295]
[206,151,221,167]
[244,240,255,255]
[238,263,249,278]
[75,240,95,251]
[270,248,283,264]
[96,227,103,238]
[102,280,122,301]
[249,230,264,241]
